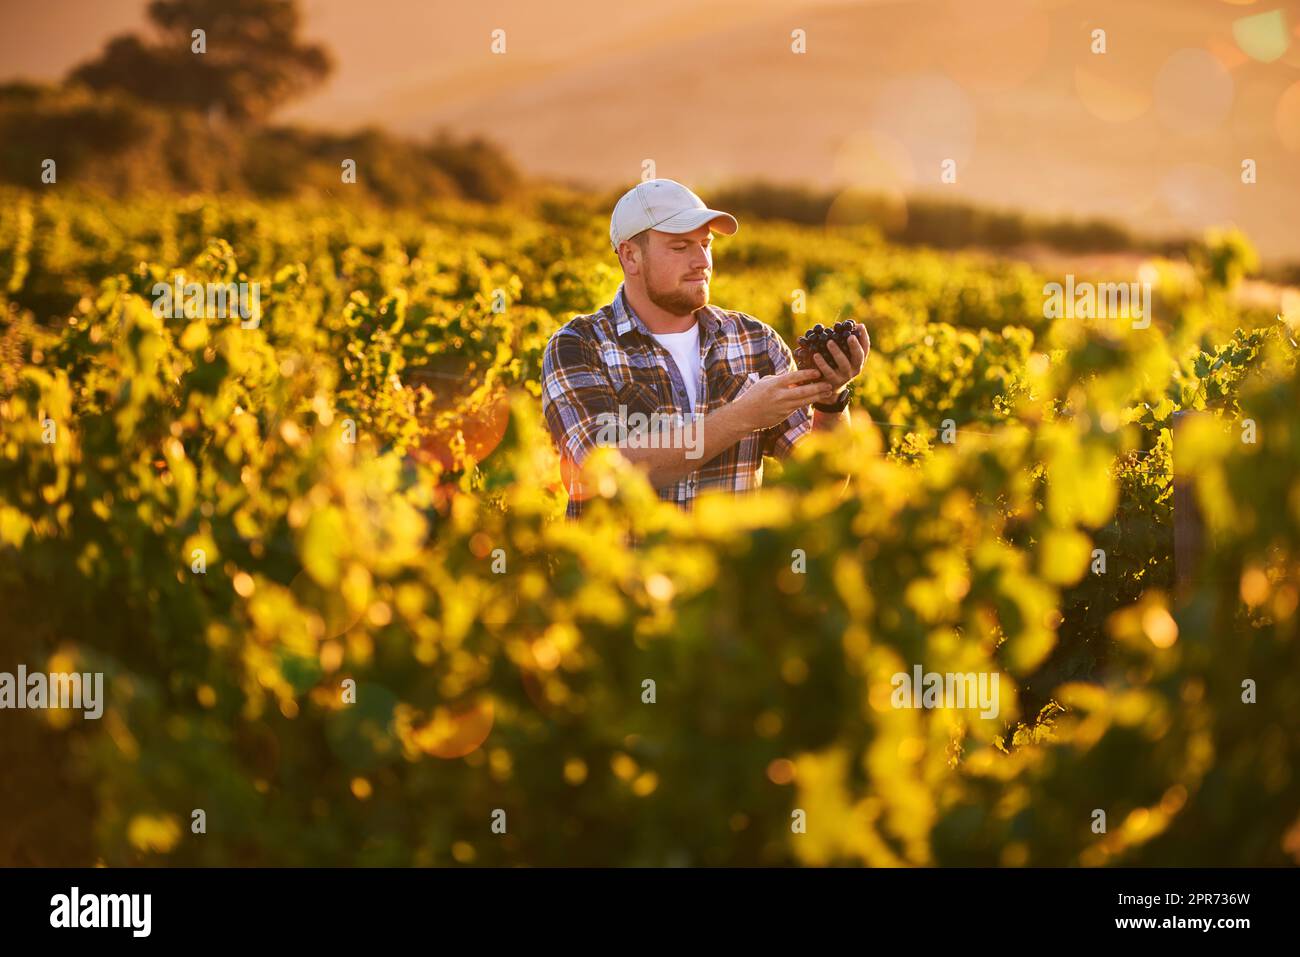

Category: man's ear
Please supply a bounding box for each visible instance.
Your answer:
[619,241,641,276]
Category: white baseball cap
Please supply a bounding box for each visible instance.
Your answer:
[609,179,739,251]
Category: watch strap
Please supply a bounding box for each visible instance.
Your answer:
[813,385,851,413]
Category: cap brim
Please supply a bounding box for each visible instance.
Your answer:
[652,208,739,237]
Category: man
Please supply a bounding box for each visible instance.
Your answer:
[541,178,869,518]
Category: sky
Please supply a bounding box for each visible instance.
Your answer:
[3,0,1299,260]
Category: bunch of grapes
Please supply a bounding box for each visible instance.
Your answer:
[793,320,857,375]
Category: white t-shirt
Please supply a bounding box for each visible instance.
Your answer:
[650,323,702,413]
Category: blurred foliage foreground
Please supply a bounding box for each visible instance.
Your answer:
[0,189,1297,866]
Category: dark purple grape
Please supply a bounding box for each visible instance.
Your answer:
[791,320,862,375]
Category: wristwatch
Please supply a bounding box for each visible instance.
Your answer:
[813,384,852,414]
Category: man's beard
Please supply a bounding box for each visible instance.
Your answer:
[645,264,708,316]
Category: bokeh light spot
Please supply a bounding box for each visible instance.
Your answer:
[1233,9,1289,63]
[1276,81,1300,151]
[1154,49,1234,134]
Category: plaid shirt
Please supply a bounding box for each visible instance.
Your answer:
[542,282,812,518]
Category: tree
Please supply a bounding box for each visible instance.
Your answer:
[67,0,331,125]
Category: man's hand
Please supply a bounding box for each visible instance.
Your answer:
[732,368,834,431]
[603,370,824,489]
[810,322,870,391]
[581,366,834,492]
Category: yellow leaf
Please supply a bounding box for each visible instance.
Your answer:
[127,814,180,854]
[302,506,345,586]
[1040,528,1092,585]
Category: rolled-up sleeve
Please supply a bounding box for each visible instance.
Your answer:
[541,328,620,468]
[760,327,813,460]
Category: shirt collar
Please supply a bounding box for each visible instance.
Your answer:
[611,282,721,350]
